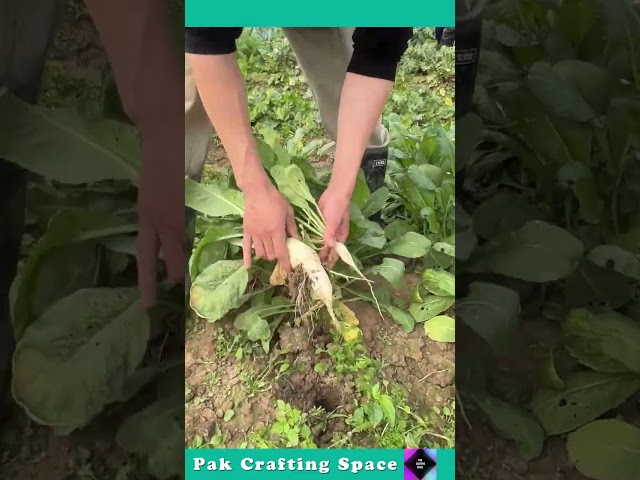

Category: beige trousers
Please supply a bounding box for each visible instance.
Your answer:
[184,27,390,179]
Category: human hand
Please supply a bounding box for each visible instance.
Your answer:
[242,180,299,272]
[136,164,185,308]
[318,187,351,268]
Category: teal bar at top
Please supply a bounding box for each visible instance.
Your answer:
[185,0,455,27]
[185,449,455,480]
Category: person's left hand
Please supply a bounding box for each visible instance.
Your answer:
[318,187,351,269]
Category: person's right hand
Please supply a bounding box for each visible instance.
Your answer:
[242,182,299,272]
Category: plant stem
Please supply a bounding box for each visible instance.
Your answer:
[612,147,629,235]
[307,209,326,232]
[329,271,362,282]
[257,304,296,317]
[297,218,323,238]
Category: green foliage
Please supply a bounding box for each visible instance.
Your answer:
[0,23,455,472]
[567,419,640,480]
[13,288,148,431]
[186,135,454,343]
[268,400,317,448]
[186,28,456,449]
[460,0,640,470]
[234,28,455,145]
[1,88,182,477]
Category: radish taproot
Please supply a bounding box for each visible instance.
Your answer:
[264,164,380,321]
[333,241,382,317]
[284,237,362,341]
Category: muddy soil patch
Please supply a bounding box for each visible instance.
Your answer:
[185,274,456,448]
[353,297,455,415]
[273,323,359,446]
[185,321,278,447]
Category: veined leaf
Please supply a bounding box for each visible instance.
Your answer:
[190,260,249,321]
[563,308,640,373]
[531,371,640,435]
[469,392,544,461]
[588,245,640,280]
[362,187,390,217]
[423,315,455,343]
[116,394,183,479]
[421,269,455,297]
[12,288,149,431]
[12,210,136,338]
[385,232,431,258]
[527,61,597,122]
[370,258,405,289]
[457,282,520,355]
[469,221,584,283]
[410,296,454,323]
[185,178,244,217]
[0,93,140,183]
[567,419,640,480]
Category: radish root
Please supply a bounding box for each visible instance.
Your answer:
[284,237,361,341]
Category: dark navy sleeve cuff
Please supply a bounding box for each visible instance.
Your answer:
[185,27,244,55]
[347,28,414,81]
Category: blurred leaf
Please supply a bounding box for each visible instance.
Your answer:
[0,93,140,183]
[567,419,640,480]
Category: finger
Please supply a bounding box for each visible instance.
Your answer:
[326,249,339,270]
[243,234,253,270]
[262,236,277,262]
[336,217,349,243]
[253,237,267,260]
[158,229,185,284]
[323,221,337,249]
[136,224,160,308]
[286,208,300,239]
[273,231,292,273]
[319,245,331,264]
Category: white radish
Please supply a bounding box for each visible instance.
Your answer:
[333,242,382,317]
[286,237,339,326]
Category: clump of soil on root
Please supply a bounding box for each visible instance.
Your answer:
[271,263,318,326]
[286,266,315,320]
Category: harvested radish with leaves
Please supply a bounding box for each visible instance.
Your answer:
[185,139,448,349]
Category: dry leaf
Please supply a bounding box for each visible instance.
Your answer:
[270,262,287,286]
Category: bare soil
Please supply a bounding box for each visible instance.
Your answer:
[185,275,455,448]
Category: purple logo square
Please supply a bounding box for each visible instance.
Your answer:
[404,449,437,480]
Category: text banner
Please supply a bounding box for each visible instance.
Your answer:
[186,449,454,480]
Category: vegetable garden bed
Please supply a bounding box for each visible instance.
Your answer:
[184,125,457,449]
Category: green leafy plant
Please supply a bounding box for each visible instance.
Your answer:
[269,400,317,448]
[0,89,184,478]
[0,22,455,475]
[185,131,454,346]
[458,0,640,476]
